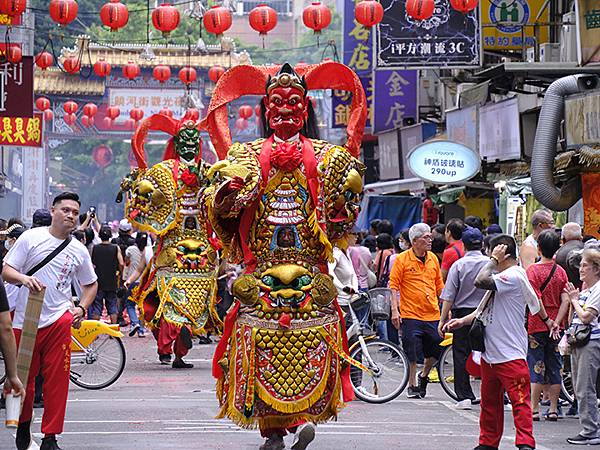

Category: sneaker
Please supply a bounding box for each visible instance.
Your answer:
[417,372,429,398]
[16,420,31,450]
[197,335,212,345]
[118,319,129,328]
[172,357,194,369]
[180,326,193,350]
[407,386,421,399]
[40,435,62,450]
[138,330,146,338]
[455,399,472,410]
[566,434,600,445]
[565,404,579,419]
[159,354,172,365]
[291,423,316,450]
[128,324,141,337]
[259,434,285,450]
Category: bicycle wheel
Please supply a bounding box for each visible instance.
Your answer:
[70,334,126,390]
[560,355,575,404]
[438,344,481,403]
[349,339,409,404]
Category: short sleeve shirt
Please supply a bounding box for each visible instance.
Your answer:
[572,284,600,340]
[4,227,97,329]
[526,262,568,333]
[441,241,465,272]
[440,250,489,309]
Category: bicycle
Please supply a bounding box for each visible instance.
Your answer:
[347,288,410,404]
[1,320,126,390]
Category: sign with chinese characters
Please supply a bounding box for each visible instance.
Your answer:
[576,0,600,65]
[376,0,481,68]
[479,98,521,161]
[482,0,549,50]
[331,0,373,129]
[0,113,43,147]
[565,90,600,147]
[446,105,478,152]
[407,140,481,184]
[108,88,188,122]
[22,146,46,222]
[373,70,418,134]
[378,129,400,180]
[0,56,33,118]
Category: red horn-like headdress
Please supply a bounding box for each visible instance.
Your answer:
[199,61,367,159]
[131,110,203,169]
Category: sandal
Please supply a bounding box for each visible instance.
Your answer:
[545,411,558,422]
[532,411,540,421]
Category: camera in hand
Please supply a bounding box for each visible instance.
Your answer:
[89,206,96,218]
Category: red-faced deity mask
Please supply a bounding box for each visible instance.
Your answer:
[264,86,309,141]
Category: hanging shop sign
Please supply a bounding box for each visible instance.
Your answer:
[565,90,600,147]
[482,0,549,50]
[378,129,400,180]
[108,88,188,122]
[0,56,33,118]
[582,173,600,238]
[478,97,521,161]
[576,0,600,65]
[22,146,46,221]
[0,113,43,147]
[331,0,373,130]
[375,0,481,69]
[373,69,418,134]
[407,140,481,184]
[446,105,478,153]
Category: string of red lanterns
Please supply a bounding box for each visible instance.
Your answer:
[178,67,196,85]
[122,61,140,80]
[49,0,78,26]
[208,65,225,84]
[406,0,435,20]
[355,0,384,28]
[35,97,51,111]
[100,0,129,32]
[63,100,78,114]
[302,2,332,35]
[153,65,171,83]
[450,0,478,14]
[35,51,54,70]
[6,45,22,64]
[63,55,81,74]
[152,2,180,38]
[203,5,232,37]
[249,4,277,41]
[0,0,27,17]
[93,58,111,77]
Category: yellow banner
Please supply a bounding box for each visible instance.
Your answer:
[482,0,549,50]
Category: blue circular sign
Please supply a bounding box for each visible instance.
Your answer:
[489,0,530,34]
[407,140,481,184]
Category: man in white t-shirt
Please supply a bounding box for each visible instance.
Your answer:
[2,192,98,450]
[445,234,548,450]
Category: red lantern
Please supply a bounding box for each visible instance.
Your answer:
[0,0,27,17]
[125,118,136,130]
[103,117,113,128]
[63,55,80,74]
[203,5,232,37]
[302,2,332,34]
[406,0,434,20]
[159,107,173,117]
[123,61,140,80]
[83,103,98,117]
[354,0,384,28]
[35,97,51,111]
[152,2,180,38]
[106,106,120,120]
[6,45,22,64]
[35,51,53,70]
[450,0,478,13]
[238,105,252,119]
[208,65,225,83]
[63,100,78,114]
[235,118,248,131]
[63,113,77,125]
[43,110,54,122]
[254,104,261,116]
[93,58,111,77]
[81,115,94,127]
[49,0,78,26]
[130,107,144,122]
[186,108,200,121]
[249,4,277,35]
[178,67,196,85]
[92,144,113,169]
[100,0,129,32]
[152,65,171,83]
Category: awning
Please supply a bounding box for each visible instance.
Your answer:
[363,178,425,195]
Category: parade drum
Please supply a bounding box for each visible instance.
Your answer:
[368,288,392,321]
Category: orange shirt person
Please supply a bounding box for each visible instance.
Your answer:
[390,223,444,399]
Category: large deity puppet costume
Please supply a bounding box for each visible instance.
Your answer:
[119,111,222,369]
[200,61,367,449]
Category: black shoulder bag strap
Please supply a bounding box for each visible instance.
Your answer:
[540,263,557,294]
[25,236,72,277]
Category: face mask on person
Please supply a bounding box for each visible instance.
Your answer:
[399,240,408,251]
[4,240,12,251]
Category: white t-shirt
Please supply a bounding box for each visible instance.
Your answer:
[482,265,540,364]
[328,246,359,306]
[4,227,97,329]
[572,283,600,340]
[4,282,19,311]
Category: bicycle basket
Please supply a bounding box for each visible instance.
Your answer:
[368,288,392,321]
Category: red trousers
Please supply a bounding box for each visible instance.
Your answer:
[151,318,189,359]
[260,421,305,438]
[479,358,535,449]
[14,311,73,435]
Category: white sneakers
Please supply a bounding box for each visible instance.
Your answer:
[291,423,316,450]
[455,399,472,410]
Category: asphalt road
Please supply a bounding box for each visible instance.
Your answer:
[0,333,583,450]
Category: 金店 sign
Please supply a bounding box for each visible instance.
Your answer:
[407,140,480,184]
[0,113,43,147]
